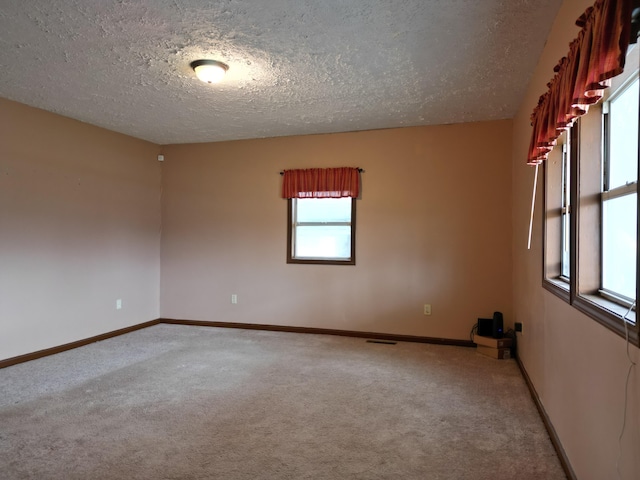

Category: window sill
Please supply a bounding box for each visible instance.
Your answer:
[287,258,355,266]
[573,294,639,347]
[543,277,570,303]
[580,293,635,322]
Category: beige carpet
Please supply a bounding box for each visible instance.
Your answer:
[0,324,565,479]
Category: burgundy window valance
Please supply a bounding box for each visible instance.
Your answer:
[281,167,360,199]
[527,0,634,165]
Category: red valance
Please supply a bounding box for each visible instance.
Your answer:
[281,167,360,198]
[527,0,634,165]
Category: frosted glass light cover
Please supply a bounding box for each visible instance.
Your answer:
[192,61,228,83]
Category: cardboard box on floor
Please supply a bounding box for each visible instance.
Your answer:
[476,344,511,359]
[474,335,512,349]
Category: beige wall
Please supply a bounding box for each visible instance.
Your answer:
[0,98,162,360]
[511,1,640,479]
[160,121,513,340]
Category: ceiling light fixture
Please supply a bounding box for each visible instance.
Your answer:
[190,59,229,84]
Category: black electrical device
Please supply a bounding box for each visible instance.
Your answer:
[477,311,504,339]
[477,318,493,336]
[492,311,504,338]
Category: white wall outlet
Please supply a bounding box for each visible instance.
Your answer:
[116,299,122,310]
[423,304,431,315]
[231,294,238,304]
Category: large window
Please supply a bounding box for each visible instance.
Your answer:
[537,1,639,345]
[287,197,356,265]
[543,45,639,345]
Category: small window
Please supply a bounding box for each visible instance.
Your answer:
[287,197,356,265]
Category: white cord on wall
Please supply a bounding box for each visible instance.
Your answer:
[616,301,636,480]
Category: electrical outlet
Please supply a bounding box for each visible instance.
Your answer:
[515,322,523,333]
[116,299,122,310]
[423,304,431,316]
[231,294,238,304]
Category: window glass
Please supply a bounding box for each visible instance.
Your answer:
[296,198,351,223]
[608,79,638,189]
[289,197,355,264]
[602,193,637,299]
[561,140,571,279]
[295,225,352,259]
[602,76,638,302]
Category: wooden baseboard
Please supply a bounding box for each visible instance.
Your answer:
[0,319,162,369]
[515,355,577,480]
[159,318,476,347]
[0,317,475,369]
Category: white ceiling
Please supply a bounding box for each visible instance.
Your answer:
[0,0,563,145]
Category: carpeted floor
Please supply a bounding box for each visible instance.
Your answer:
[0,324,566,479]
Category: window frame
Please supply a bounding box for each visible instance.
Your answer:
[599,75,638,306]
[286,197,357,265]
[543,126,577,303]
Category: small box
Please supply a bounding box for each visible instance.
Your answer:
[474,335,512,349]
[477,345,511,359]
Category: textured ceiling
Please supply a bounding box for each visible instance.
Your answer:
[0,0,563,145]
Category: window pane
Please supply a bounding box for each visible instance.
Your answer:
[296,198,351,223]
[609,79,638,189]
[561,212,570,278]
[602,193,637,299]
[561,137,571,279]
[295,226,351,258]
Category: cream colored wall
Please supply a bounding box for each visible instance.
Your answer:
[511,1,640,479]
[0,98,162,361]
[160,121,513,340]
